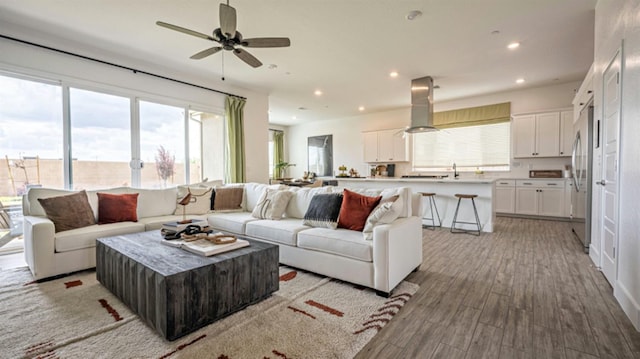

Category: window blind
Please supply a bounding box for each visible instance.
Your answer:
[412,122,511,169]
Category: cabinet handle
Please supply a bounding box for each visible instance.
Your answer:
[523,182,533,185]
[547,183,557,186]
[588,90,593,94]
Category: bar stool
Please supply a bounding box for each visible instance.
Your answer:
[450,194,481,236]
[419,192,441,230]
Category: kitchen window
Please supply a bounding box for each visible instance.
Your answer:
[412,121,510,171]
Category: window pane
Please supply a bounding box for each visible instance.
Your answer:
[201,112,225,182]
[188,110,203,183]
[412,122,510,170]
[139,101,185,188]
[0,74,64,196]
[70,88,131,190]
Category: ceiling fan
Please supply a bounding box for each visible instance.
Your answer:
[156,2,290,68]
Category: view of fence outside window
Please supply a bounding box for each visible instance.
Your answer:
[0,72,223,225]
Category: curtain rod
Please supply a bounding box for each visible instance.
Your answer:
[0,34,246,100]
[269,128,284,132]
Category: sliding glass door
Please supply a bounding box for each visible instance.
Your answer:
[69,88,131,190]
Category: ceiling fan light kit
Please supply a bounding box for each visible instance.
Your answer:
[157,2,290,68]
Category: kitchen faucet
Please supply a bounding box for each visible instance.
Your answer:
[453,162,459,179]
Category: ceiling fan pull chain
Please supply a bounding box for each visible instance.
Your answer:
[221,52,225,81]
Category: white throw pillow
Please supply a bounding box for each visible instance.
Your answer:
[252,189,294,220]
[174,186,213,215]
[362,195,402,240]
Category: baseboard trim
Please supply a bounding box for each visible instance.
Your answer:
[614,281,640,331]
[496,213,571,222]
[588,244,601,269]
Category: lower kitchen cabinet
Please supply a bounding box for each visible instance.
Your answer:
[514,179,566,217]
[495,180,516,213]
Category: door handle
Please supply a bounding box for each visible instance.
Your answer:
[596,180,607,186]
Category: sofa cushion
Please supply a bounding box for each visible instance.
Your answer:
[138,214,209,231]
[380,187,411,217]
[302,193,343,229]
[174,187,213,215]
[136,187,178,218]
[54,222,145,252]
[251,189,293,220]
[362,195,401,240]
[97,192,139,224]
[207,211,257,234]
[245,218,310,246]
[213,187,244,211]
[244,183,285,212]
[86,187,132,220]
[297,228,373,262]
[37,190,96,232]
[285,186,332,219]
[26,188,75,217]
[337,189,381,231]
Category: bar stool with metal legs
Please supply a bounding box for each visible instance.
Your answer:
[450,194,481,235]
[419,192,441,230]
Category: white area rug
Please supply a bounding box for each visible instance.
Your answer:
[0,266,418,358]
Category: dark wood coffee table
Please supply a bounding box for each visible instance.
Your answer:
[96,231,279,341]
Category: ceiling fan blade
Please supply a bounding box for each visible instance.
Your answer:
[190,46,223,59]
[219,3,237,38]
[242,37,291,48]
[233,48,262,68]
[156,21,216,41]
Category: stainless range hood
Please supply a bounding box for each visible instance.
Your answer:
[405,76,437,133]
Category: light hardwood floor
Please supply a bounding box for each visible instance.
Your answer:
[356,217,640,359]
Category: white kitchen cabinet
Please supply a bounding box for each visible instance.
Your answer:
[515,180,566,217]
[495,179,516,213]
[512,111,568,158]
[362,129,408,162]
[559,110,573,156]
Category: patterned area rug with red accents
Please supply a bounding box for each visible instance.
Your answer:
[0,265,418,359]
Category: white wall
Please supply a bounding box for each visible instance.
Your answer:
[594,0,640,331]
[287,81,580,179]
[0,30,270,184]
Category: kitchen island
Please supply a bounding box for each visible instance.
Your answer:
[336,177,496,232]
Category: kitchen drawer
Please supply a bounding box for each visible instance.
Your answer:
[495,179,516,187]
[515,179,565,187]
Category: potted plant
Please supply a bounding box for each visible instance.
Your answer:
[275,162,295,179]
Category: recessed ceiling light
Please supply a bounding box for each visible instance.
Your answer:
[389,71,399,78]
[358,106,365,111]
[406,10,422,21]
[507,42,520,50]
[314,90,323,96]
[516,78,525,84]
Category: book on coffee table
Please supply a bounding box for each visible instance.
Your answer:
[162,220,208,232]
[161,237,250,256]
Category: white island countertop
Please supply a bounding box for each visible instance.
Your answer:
[335,177,496,184]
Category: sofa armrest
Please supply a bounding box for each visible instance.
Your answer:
[23,215,56,278]
[372,216,423,293]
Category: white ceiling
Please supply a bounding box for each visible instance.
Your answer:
[0,0,596,126]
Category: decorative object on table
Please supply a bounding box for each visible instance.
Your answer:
[376,164,387,176]
[349,168,359,177]
[302,171,309,180]
[177,189,193,223]
[161,220,208,233]
[163,235,249,256]
[337,165,349,177]
[275,161,295,179]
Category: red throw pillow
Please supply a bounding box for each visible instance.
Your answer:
[97,192,139,224]
[337,189,382,231]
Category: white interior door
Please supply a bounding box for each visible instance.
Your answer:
[599,49,621,286]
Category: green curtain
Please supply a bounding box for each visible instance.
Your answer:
[224,96,246,183]
[433,102,511,129]
[272,130,284,179]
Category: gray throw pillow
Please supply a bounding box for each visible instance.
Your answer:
[302,193,343,229]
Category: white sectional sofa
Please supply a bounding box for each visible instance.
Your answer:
[22,183,423,295]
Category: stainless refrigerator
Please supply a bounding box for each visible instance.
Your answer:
[571,101,593,253]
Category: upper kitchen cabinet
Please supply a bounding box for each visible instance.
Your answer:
[559,110,573,156]
[363,129,409,163]
[512,109,571,158]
